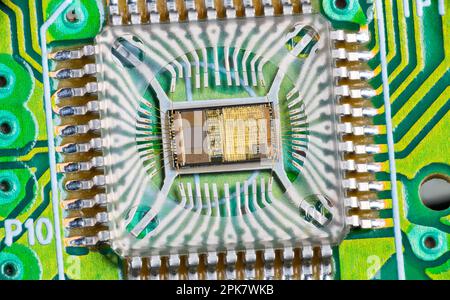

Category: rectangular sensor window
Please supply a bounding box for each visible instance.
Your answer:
[169,103,274,168]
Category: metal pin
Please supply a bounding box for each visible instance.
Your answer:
[62,193,107,211]
[49,45,95,61]
[57,119,101,137]
[65,175,106,191]
[65,231,110,247]
[57,138,102,154]
[64,212,108,229]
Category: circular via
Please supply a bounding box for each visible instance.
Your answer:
[0,244,42,280]
[61,4,87,30]
[0,171,21,205]
[47,0,102,40]
[408,224,448,262]
[0,63,16,99]
[0,54,33,105]
[0,254,24,280]
[420,231,444,255]
[322,0,363,23]
[0,110,20,148]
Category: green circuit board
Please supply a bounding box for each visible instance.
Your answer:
[0,0,448,280]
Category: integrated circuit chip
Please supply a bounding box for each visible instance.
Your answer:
[91,13,347,256]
